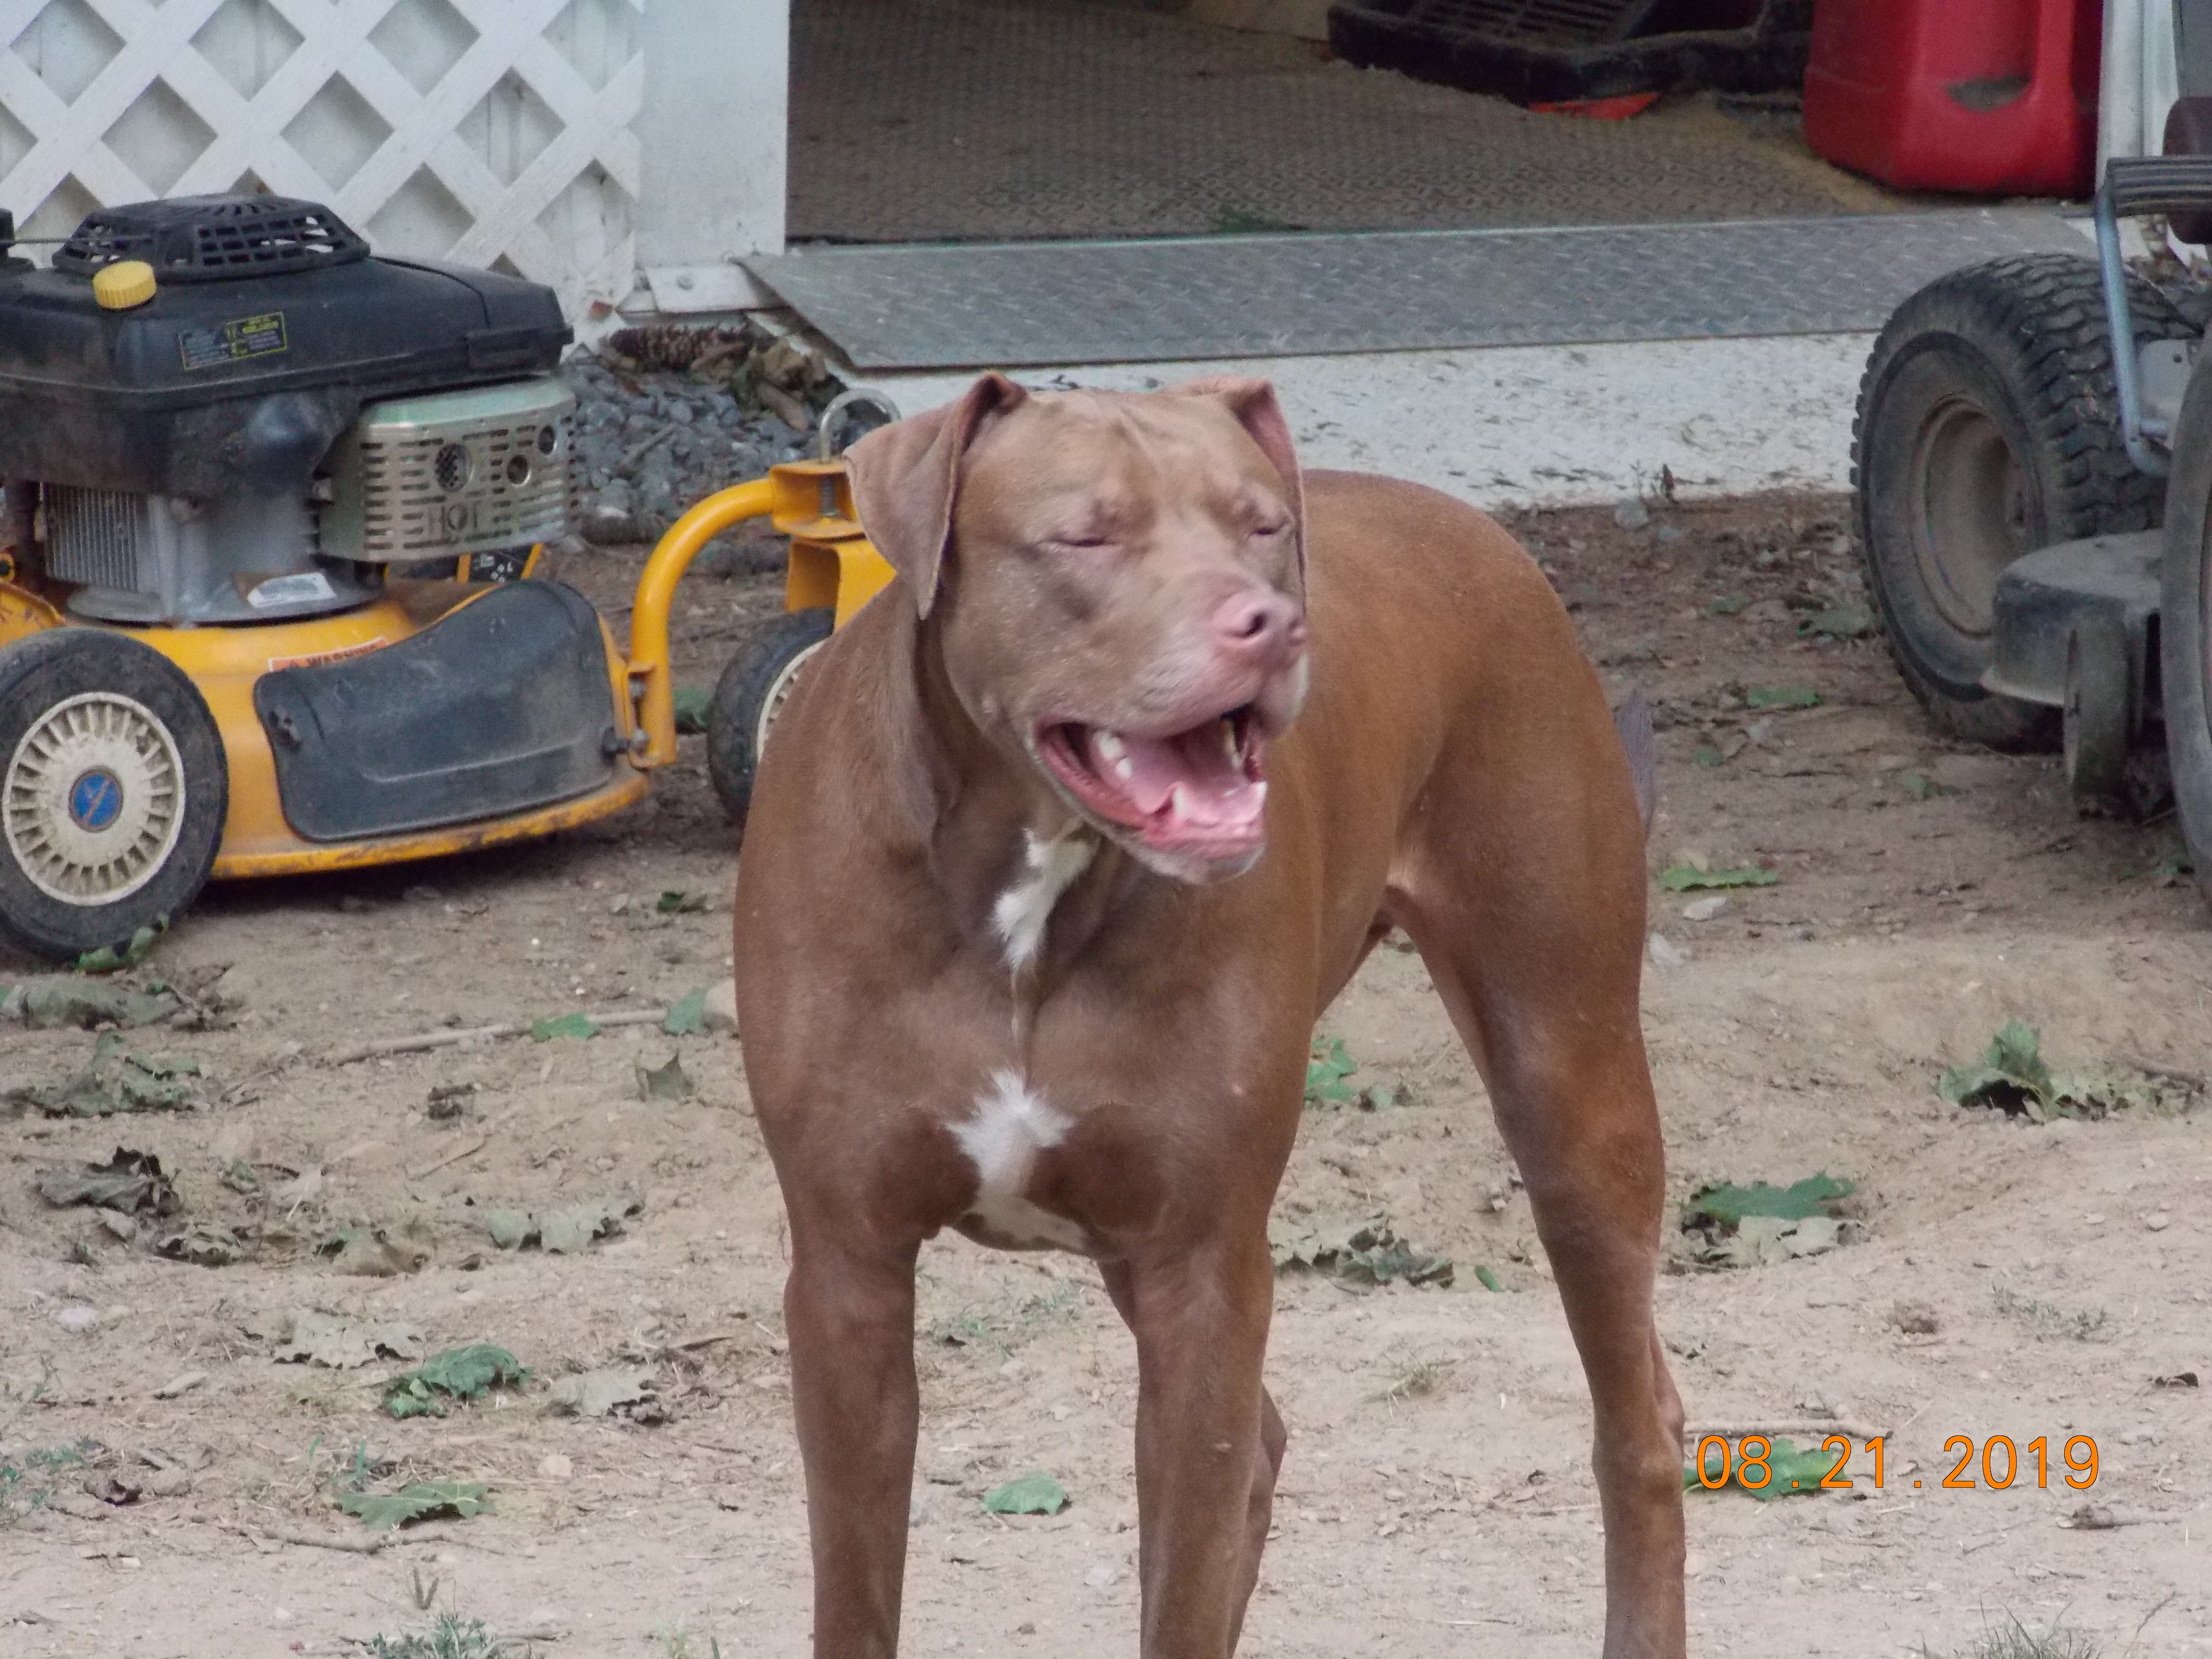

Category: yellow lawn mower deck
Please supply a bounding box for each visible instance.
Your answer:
[0,191,890,963]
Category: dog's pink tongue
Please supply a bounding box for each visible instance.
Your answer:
[1089,723,1265,837]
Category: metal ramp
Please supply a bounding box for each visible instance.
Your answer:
[746,209,2091,372]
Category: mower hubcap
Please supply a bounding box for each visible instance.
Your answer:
[1908,396,2031,637]
[4,692,187,905]
[756,641,823,759]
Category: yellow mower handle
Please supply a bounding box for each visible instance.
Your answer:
[628,478,777,767]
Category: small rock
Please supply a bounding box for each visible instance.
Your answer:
[1613,497,1651,530]
[57,1304,100,1333]
[151,1370,207,1399]
[1647,933,1685,969]
[703,979,739,1035]
[538,1453,573,1479]
[1084,1564,1120,1588]
[713,1486,746,1511]
[141,1468,192,1499]
[2145,1212,2170,1232]
[1681,896,1729,923]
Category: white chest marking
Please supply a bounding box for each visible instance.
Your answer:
[952,1071,1087,1250]
[992,829,1095,972]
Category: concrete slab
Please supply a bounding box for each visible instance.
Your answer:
[866,332,1874,512]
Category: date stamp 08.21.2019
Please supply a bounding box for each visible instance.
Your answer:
[1691,1433,2102,1493]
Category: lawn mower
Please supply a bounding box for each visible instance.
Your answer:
[0,192,893,962]
[1854,118,2212,896]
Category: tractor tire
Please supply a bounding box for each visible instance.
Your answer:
[0,629,228,962]
[705,608,833,827]
[2159,355,2212,904]
[1854,252,2196,750]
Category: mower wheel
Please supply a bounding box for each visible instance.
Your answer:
[1855,253,2194,749]
[0,629,228,962]
[2061,614,2132,811]
[705,608,833,825]
[2160,356,2212,902]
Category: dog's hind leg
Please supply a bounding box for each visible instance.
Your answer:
[1386,715,1685,1657]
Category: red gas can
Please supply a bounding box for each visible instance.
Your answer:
[1803,0,2103,197]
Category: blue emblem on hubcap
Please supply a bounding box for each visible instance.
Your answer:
[68,768,123,832]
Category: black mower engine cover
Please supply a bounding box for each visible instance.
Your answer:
[0,195,569,499]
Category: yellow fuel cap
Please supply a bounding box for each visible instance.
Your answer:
[92,260,156,311]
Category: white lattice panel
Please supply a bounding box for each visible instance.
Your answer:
[0,0,644,319]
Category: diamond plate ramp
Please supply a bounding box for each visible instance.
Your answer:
[747,210,2091,371]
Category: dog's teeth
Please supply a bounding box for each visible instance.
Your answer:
[1094,731,1127,762]
[1114,757,1135,781]
[1221,721,1239,762]
[1169,783,1194,821]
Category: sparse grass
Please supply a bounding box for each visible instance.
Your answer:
[1374,1355,1455,1405]
[1,1365,86,1528]
[1916,1610,2100,1659]
[1992,1285,2109,1342]
[926,1281,1084,1355]
[366,1612,520,1659]
[650,1615,721,1659]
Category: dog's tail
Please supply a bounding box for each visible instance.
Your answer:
[1613,690,1657,840]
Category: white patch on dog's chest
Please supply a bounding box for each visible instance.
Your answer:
[951,1070,1087,1250]
[992,828,1095,972]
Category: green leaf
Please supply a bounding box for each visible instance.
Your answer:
[529,1012,599,1042]
[1901,769,1960,800]
[549,1367,653,1419]
[983,1471,1069,1515]
[1798,603,1871,640]
[1267,1214,1452,1285]
[485,1209,535,1250]
[1684,1436,1829,1500]
[338,1481,493,1531]
[537,1195,639,1254]
[1658,866,1777,891]
[1683,1174,1853,1228]
[1744,685,1820,709]
[656,890,708,914]
[152,1221,243,1266]
[662,986,709,1036]
[1474,1265,1503,1293]
[383,1345,529,1419]
[276,1310,426,1369]
[1701,1212,1843,1267]
[72,920,167,974]
[1304,1036,1359,1106]
[1692,746,1726,769]
[1938,1019,2054,1112]
[671,687,712,735]
[1706,594,1750,616]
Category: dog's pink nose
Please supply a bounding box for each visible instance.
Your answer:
[1212,589,1306,666]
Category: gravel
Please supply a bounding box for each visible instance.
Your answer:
[559,334,834,554]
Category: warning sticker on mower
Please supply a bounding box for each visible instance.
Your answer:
[268,636,386,673]
[177,311,288,371]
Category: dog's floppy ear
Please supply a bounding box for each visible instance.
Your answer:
[843,372,1026,619]
[1169,376,1306,580]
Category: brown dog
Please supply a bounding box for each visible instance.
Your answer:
[731,374,1685,1658]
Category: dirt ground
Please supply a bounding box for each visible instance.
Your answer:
[4,493,2209,1659]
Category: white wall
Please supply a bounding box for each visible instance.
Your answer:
[0,0,789,322]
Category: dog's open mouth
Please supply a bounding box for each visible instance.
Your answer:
[1036,708,1266,856]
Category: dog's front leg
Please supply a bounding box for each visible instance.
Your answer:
[1104,1235,1280,1659]
[783,1222,922,1659]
